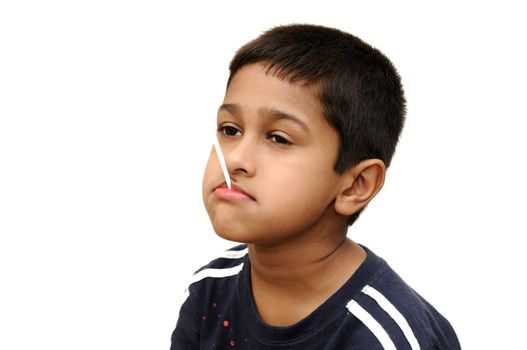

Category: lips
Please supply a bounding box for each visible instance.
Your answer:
[213,182,256,201]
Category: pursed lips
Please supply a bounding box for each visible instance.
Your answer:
[214,182,256,201]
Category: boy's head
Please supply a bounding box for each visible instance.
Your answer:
[229,24,406,225]
[203,24,406,244]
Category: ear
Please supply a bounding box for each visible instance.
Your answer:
[334,159,386,216]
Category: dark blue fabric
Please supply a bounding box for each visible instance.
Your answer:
[170,245,461,349]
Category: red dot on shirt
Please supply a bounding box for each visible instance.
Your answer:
[223,320,229,327]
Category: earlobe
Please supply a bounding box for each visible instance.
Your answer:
[334,159,386,216]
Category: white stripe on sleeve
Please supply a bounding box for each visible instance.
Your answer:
[189,263,244,286]
[362,285,420,350]
[346,300,396,350]
[221,248,249,259]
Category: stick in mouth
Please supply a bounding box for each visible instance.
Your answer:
[213,137,231,190]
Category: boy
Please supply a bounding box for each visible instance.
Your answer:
[171,24,460,349]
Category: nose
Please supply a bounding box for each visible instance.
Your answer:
[224,134,257,177]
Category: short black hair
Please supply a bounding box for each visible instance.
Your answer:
[228,24,406,225]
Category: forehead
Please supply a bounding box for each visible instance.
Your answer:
[223,63,325,127]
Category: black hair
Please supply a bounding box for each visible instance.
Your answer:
[228,24,406,225]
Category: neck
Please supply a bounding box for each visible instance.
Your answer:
[248,231,366,326]
[249,235,363,288]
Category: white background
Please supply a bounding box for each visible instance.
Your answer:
[1,1,526,349]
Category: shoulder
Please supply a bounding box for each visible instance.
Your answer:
[171,244,248,348]
[186,244,248,296]
[348,247,461,349]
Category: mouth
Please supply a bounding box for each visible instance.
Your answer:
[213,182,256,201]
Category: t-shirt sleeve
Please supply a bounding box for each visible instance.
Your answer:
[170,286,201,350]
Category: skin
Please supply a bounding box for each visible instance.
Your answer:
[202,62,386,326]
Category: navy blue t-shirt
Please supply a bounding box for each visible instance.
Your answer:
[170,245,460,349]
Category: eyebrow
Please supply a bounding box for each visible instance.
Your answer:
[218,103,310,133]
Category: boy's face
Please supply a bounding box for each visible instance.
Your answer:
[203,63,346,246]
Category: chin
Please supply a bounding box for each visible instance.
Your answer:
[210,218,254,244]
[213,228,251,244]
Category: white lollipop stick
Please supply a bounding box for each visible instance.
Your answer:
[213,137,231,190]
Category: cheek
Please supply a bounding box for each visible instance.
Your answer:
[264,167,338,214]
[202,152,217,197]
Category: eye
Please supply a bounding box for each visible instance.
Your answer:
[269,133,292,145]
[217,124,242,137]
